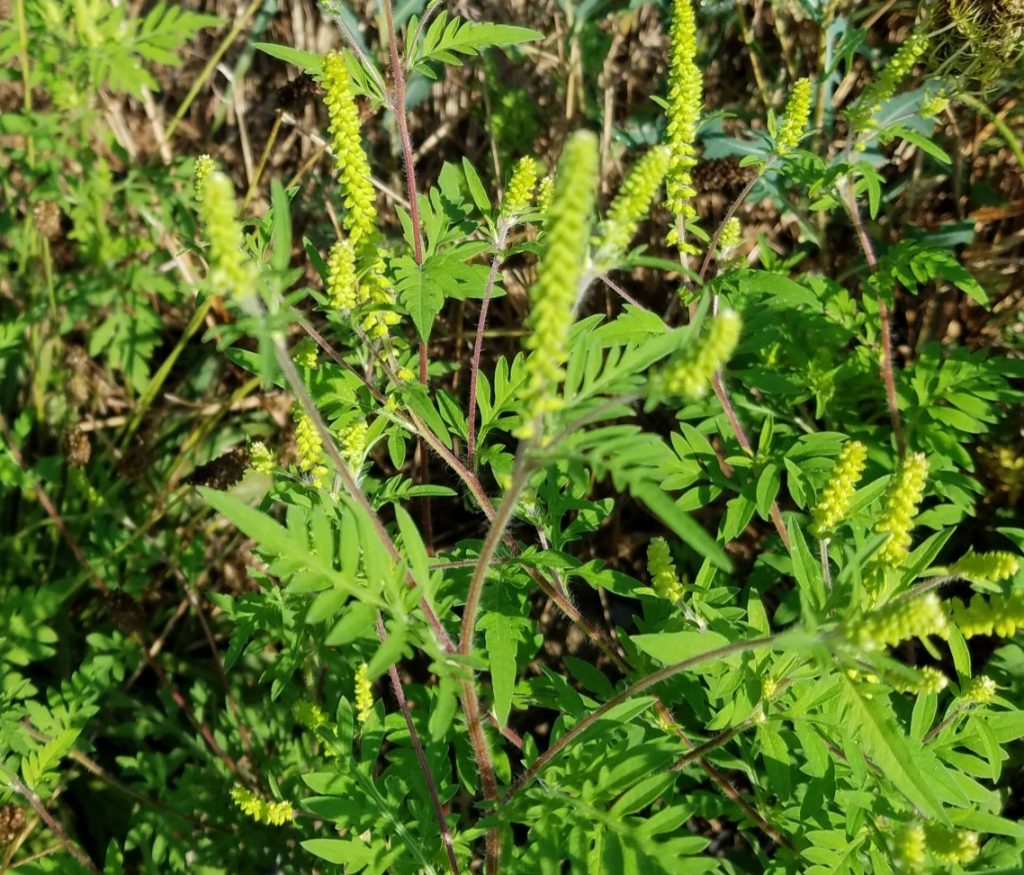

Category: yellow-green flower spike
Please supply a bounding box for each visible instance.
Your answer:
[502,156,539,219]
[340,421,368,471]
[948,592,1024,639]
[923,823,980,865]
[516,131,599,439]
[887,665,948,695]
[230,787,294,826]
[875,452,928,566]
[811,440,867,538]
[845,34,930,133]
[895,823,927,872]
[294,408,328,488]
[594,145,671,268]
[293,339,318,370]
[775,78,813,155]
[193,154,216,199]
[665,0,703,255]
[292,700,328,730]
[355,662,373,724]
[647,537,685,602]
[536,175,554,215]
[960,675,997,705]
[326,239,358,311]
[248,441,275,475]
[717,217,742,257]
[653,309,742,400]
[953,550,1020,584]
[321,51,378,249]
[848,593,949,651]
[198,172,256,301]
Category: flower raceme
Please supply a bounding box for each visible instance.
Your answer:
[502,156,539,220]
[947,592,1024,639]
[294,408,327,488]
[647,537,685,602]
[847,592,949,651]
[321,51,377,249]
[775,78,813,155]
[810,440,867,538]
[355,662,373,724]
[248,441,275,475]
[326,239,358,311]
[952,550,1020,584]
[652,309,742,400]
[197,171,257,302]
[516,131,599,440]
[665,0,702,254]
[193,153,215,200]
[960,675,997,705]
[875,451,928,566]
[594,144,671,269]
[845,33,929,134]
[230,787,293,827]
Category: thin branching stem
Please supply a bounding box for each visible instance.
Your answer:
[503,634,780,799]
[376,614,461,875]
[0,768,100,875]
[467,221,510,467]
[844,181,905,457]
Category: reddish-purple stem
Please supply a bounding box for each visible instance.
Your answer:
[466,222,509,467]
[845,187,905,457]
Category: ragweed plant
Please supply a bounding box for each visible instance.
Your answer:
[4,1,1024,874]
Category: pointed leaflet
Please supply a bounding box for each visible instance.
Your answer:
[842,677,946,821]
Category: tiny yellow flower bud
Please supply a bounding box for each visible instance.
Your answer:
[502,156,539,219]
[652,309,742,400]
[960,675,997,705]
[248,441,275,475]
[647,536,685,602]
[811,440,867,537]
[775,78,813,155]
[875,452,928,566]
[193,154,216,200]
[396,366,415,382]
[355,662,373,724]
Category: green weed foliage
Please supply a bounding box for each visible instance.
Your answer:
[1,0,1024,872]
